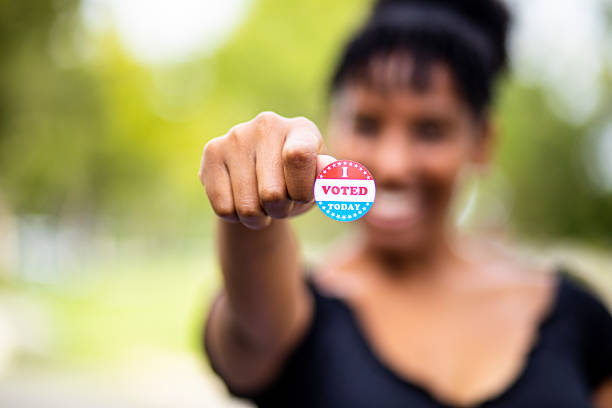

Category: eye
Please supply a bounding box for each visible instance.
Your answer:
[414,120,446,142]
[354,114,381,137]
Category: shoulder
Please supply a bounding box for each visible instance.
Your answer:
[486,259,612,389]
[555,268,612,389]
[205,275,354,402]
[555,269,612,321]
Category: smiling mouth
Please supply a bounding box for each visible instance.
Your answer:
[366,189,424,230]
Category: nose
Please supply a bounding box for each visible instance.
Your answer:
[371,128,417,186]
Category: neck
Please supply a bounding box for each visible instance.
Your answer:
[361,229,464,283]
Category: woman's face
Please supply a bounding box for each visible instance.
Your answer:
[328,59,491,255]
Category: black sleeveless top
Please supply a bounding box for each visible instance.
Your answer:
[208,272,612,407]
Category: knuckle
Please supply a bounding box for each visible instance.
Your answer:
[291,117,321,139]
[254,111,279,125]
[203,138,222,160]
[259,187,286,204]
[235,201,263,218]
[212,203,235,219]
[291,116,316,129]
[291,191,313,203]
[226,125,244,144]
[253,111,281,135]
[283,145,316,168]
[206,188,236,221]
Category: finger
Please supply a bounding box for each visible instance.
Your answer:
[282,125,322,203]
[226,153,271,230]
[256,134,292,219]
[288,154,337,217]
[200,140,239,222]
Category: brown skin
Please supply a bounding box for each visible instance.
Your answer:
[199,61,612,407]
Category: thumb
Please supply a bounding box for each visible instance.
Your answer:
[316,154,337,175]
[287,154,337,217]
[287,154,338,218]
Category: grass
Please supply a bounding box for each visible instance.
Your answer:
[2,247,222,368]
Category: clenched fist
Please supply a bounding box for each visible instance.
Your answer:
[199,112,335,230]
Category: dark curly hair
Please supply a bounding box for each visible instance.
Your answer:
[329,0,511,115]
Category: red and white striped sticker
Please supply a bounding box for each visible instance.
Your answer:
[313,160,375,222]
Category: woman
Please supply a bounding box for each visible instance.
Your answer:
[199,0,612,406]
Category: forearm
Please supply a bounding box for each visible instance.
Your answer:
[217,218,304,348]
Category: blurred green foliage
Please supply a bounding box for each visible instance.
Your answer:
[495,81,612,243]
[0,0,611,245]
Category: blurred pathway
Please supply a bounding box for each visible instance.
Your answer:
[0,353,253,408]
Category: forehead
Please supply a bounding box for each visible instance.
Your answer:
[333,54,468,118]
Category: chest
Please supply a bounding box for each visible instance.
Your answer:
[303,353,591,408]
[282,295,591,408]
[344,286,551,406]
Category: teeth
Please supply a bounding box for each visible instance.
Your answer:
[371,189,421,220]
[377,190,418,203]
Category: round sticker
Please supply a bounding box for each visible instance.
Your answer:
[314,160,376,222]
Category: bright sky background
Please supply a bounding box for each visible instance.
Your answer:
[510,0,608,124]
[80,0,252,64]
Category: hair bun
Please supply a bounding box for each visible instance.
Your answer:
[372,0,510,72]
